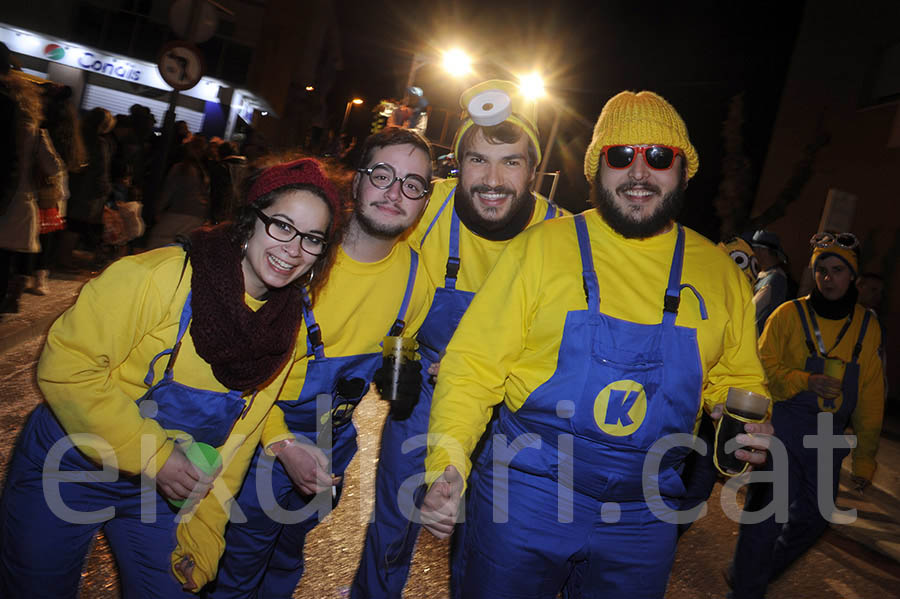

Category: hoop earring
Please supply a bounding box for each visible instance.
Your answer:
[241,240,249,257]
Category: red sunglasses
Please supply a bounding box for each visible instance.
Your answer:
[601,145,682,170]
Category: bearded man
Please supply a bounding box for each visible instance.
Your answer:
[419,90,775,599]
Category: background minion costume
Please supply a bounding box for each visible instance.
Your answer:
[423,91,768,599]
[209,130,435,598]
[0,158,345,597]
[729,237,883,599]
[352,80,567,599]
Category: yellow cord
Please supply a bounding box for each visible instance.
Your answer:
[712,410,762,477]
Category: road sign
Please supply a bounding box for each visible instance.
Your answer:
[157,41,205,91]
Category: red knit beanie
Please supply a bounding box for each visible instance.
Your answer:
[246,158,343,237]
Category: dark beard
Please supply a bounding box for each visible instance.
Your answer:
[354,202,408,240]
[454,184,535,241]
[590,180,685,239]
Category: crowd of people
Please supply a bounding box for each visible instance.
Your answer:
[0,43,256,316]
[0,38,888,599]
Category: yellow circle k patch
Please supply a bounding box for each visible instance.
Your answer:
[593,380,648,436]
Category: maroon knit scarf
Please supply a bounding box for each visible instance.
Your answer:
[188,225,304,391]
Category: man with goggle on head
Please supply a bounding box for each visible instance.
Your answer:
[420,90,775,599]
[729,231,884,599]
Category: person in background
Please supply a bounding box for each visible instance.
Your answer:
[209,141,248,224]
[58,107,115,270]
[29,84,86,294]
[0,157,345,597]
[750,229,792,333]
[146,136,211,249]
[728,232,884,599]
[0,51,46,313]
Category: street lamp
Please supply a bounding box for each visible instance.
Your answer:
[406,47,473,91]
[340,97,364,133]
[442,48,472,78]
[518,72,545,101]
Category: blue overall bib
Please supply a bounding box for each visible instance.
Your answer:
[0,293,246,599]
[210,249,419,599]
[730,300,870,599]
[454,215,706,599]
[353,188,557,599]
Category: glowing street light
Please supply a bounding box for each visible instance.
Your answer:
[519,72,545,100]
[340,97,364,133]
[442,48,472,78]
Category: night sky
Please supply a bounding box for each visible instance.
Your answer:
[330,0,805,240]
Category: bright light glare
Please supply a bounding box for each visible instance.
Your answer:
[261,111,268,116]
[305,85,315,91]
[442,48,472,77]
[352,98,364,105]
[519,73,545,100]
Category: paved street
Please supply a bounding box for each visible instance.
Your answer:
[0,275,899,597]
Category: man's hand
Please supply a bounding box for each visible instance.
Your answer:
[710,404,775,470]
[808,374,841,399]
[173,556,197,591]
[427,361,441,385]
[156,445,215,502]
[421,465,464,540]
[272,440,339,496]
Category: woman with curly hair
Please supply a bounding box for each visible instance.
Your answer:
[0,157,346,598]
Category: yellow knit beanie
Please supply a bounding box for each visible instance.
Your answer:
[452,79,541,163]
[810,245,858,278]
[584,90,699,182]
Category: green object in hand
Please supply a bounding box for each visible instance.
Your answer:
[169,442,222,508]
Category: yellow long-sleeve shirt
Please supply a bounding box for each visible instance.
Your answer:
[759,299,884,479]
[426,210,769,483]
[36,246,296,590]
[409,178,569,294]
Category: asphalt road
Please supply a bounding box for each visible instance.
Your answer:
[1,334,898,598]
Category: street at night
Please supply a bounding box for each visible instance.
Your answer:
[0,295,898,598]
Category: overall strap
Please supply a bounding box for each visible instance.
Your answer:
[574,214,600,313]
[662,226,687,326]
[445,208,462,290]
[420,186,455,246]
[851,309,873,364]
[792,299,818,356]
[143,291,193,386]
[543,202,556,220]
[301,287,326,360]
[387,247,420,337]
[806,303,853,356]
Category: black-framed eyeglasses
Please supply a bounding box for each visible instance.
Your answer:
[329,377,369,431]
[357,163,429,200]
[253,207,328,257]
[810,232,859,251]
